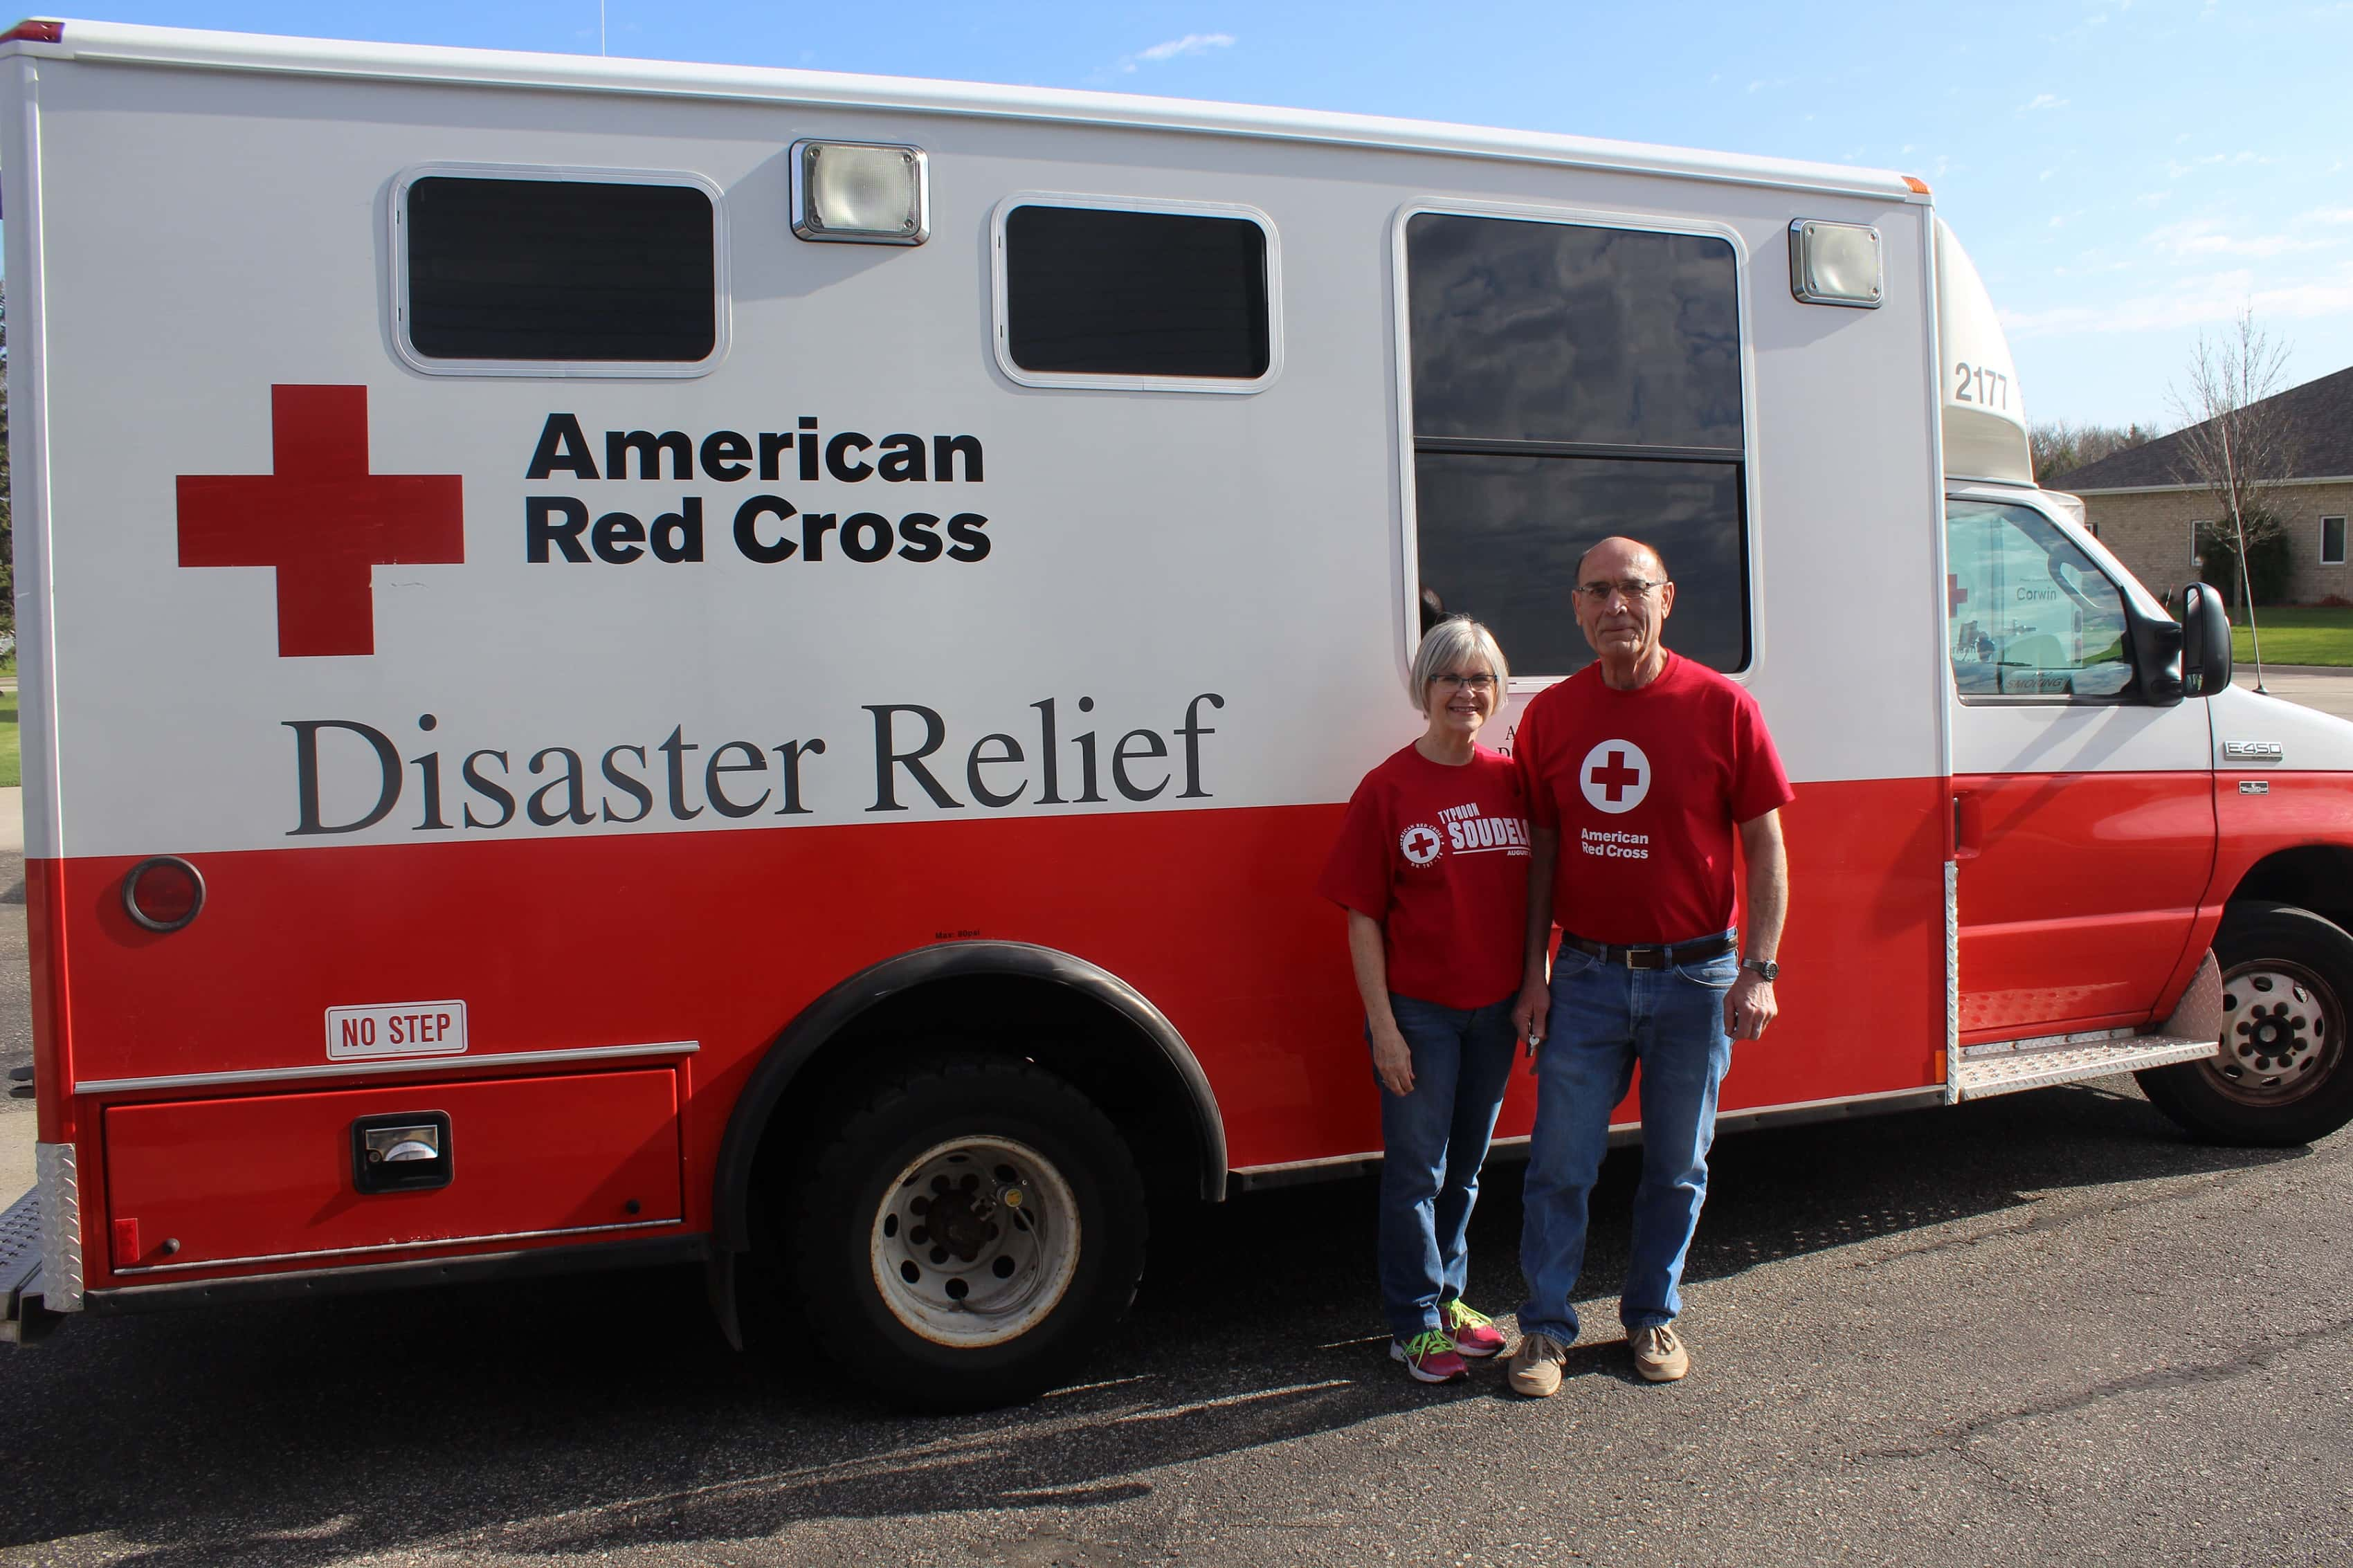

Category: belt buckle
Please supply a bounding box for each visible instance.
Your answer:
[1627,947,1664,971]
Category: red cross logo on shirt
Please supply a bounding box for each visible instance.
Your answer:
[176,385,465,657]
[1588,750,1643,801]
[1399,824,1443,866]
[1578,739,1651,816]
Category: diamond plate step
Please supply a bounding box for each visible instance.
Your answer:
[1952,1034,2222,1101]
[0,1187,46,1344]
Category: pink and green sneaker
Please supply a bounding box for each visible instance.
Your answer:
[1441,1298,1508,1358]
[1390,1328,1469,1383]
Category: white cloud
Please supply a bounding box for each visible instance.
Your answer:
[2306,206,2353,225]
[2003,262,2353,338]
[2020,93,2068,112]
[2147,215,2335,259]
[2134,190,2172,208]
[1114,33,1235,73]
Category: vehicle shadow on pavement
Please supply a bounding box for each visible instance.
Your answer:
[0,1079,2307,1564]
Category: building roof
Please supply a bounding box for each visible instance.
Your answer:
[2046,363,2353,492]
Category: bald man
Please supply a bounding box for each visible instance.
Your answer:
[1505,537,1792,1394]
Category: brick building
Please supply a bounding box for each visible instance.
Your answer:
[2044,364,2353,606]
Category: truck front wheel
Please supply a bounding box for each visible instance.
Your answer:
[785,1056,1147,1408]
[2138,902,2353,1147]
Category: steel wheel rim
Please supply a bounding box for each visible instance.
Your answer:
[869,1136,1080,1347]
[2201,958,2343,1109]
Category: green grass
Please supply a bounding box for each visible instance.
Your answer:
[2233,607,2353,668]
[0,650,15,788]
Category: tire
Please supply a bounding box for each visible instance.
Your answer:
[2136,901,2353,1147]
[783,1056,1147,1410]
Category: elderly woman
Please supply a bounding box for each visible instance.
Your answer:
[1317,616,1529,1383]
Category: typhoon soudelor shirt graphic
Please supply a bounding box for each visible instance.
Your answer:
[1318,741,1530,1010]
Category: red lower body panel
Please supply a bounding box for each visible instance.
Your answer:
[42,776,1950,1286]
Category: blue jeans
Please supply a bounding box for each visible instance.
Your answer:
[1517,936,1738,1342]
[1376,992,1518,1343]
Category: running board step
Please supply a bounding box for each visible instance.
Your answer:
[1952,1033,2221,1101]
[0,1187,50,1344]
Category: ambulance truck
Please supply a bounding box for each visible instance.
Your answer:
[2,19,2347,1405]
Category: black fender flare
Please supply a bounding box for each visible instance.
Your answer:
[711,940,1228,1252]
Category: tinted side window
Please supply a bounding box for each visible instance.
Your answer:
[1947,500,2136,701]
[1408,215,1742,448]
[1406,215,1747,677]
[1003,206,1271,379]
[405,176,717,363]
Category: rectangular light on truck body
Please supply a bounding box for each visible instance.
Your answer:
[792,140,928,245]
[1788,219,1882,307]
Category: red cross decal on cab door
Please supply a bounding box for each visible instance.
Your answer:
[176,385,464,657]
[1588,749,1644,803]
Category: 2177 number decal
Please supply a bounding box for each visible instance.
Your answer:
[1953,361,2010,410]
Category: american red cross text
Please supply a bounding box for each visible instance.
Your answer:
[177,385,464,657]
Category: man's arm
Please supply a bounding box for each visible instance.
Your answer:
[1346,911,1415,1095]
[1512,826,1560,1051]
[1725,808,1787,1041]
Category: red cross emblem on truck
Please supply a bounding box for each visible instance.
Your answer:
[176,385,464,657]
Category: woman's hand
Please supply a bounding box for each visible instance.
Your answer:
[1512,975,1551,1056]
[1370,1022,1416,1096]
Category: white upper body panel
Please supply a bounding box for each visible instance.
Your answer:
[1,24,1946,859]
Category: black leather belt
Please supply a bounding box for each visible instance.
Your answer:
[1560,931,1737,971]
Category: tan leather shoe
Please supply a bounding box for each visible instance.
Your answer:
[1507,1330,1568,1398]
[1630,1323,1689,1383]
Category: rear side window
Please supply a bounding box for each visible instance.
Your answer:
[1403,212,1749,677]
[398,171,721,372]
[997,201,1275,388]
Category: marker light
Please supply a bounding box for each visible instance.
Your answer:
[791,140,929,246]
[122,856,206,933]
[1788,219,1884,309]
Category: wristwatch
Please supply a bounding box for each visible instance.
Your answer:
[1742,958,1780,981]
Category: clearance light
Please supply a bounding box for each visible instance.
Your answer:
[791,140,929,246]
[122,856,205,933]
[1788,219,1883,309]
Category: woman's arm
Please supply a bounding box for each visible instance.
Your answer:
[1347,910,1415,1095]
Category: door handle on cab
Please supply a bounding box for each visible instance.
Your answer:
[1952,790,1983,861]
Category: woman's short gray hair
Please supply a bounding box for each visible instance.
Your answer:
[1408,616,1511,715]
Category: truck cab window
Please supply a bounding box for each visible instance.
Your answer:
[1947,500,2135,701]
[400,174,719,367]
[1405,213,1748,677]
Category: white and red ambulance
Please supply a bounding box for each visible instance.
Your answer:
[2,19,2347,1403]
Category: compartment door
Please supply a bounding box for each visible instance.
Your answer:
[103,1069,682,1275]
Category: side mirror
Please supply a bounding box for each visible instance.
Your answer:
[2181,581,2234,698]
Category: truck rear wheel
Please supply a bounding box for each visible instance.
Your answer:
[785,1056,1147,1409]
[2137,902,2353,1147]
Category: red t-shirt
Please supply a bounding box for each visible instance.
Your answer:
[1515,651,1793,946]
[1318,742,1531,1010]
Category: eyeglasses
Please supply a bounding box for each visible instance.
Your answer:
[1430,672,1497,692]
[1576,578,1667,603]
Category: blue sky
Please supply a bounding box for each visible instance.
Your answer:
[34,0,2351,429]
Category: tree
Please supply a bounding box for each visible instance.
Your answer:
[2029,419,2158,484]
[2170,307,2294,681]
